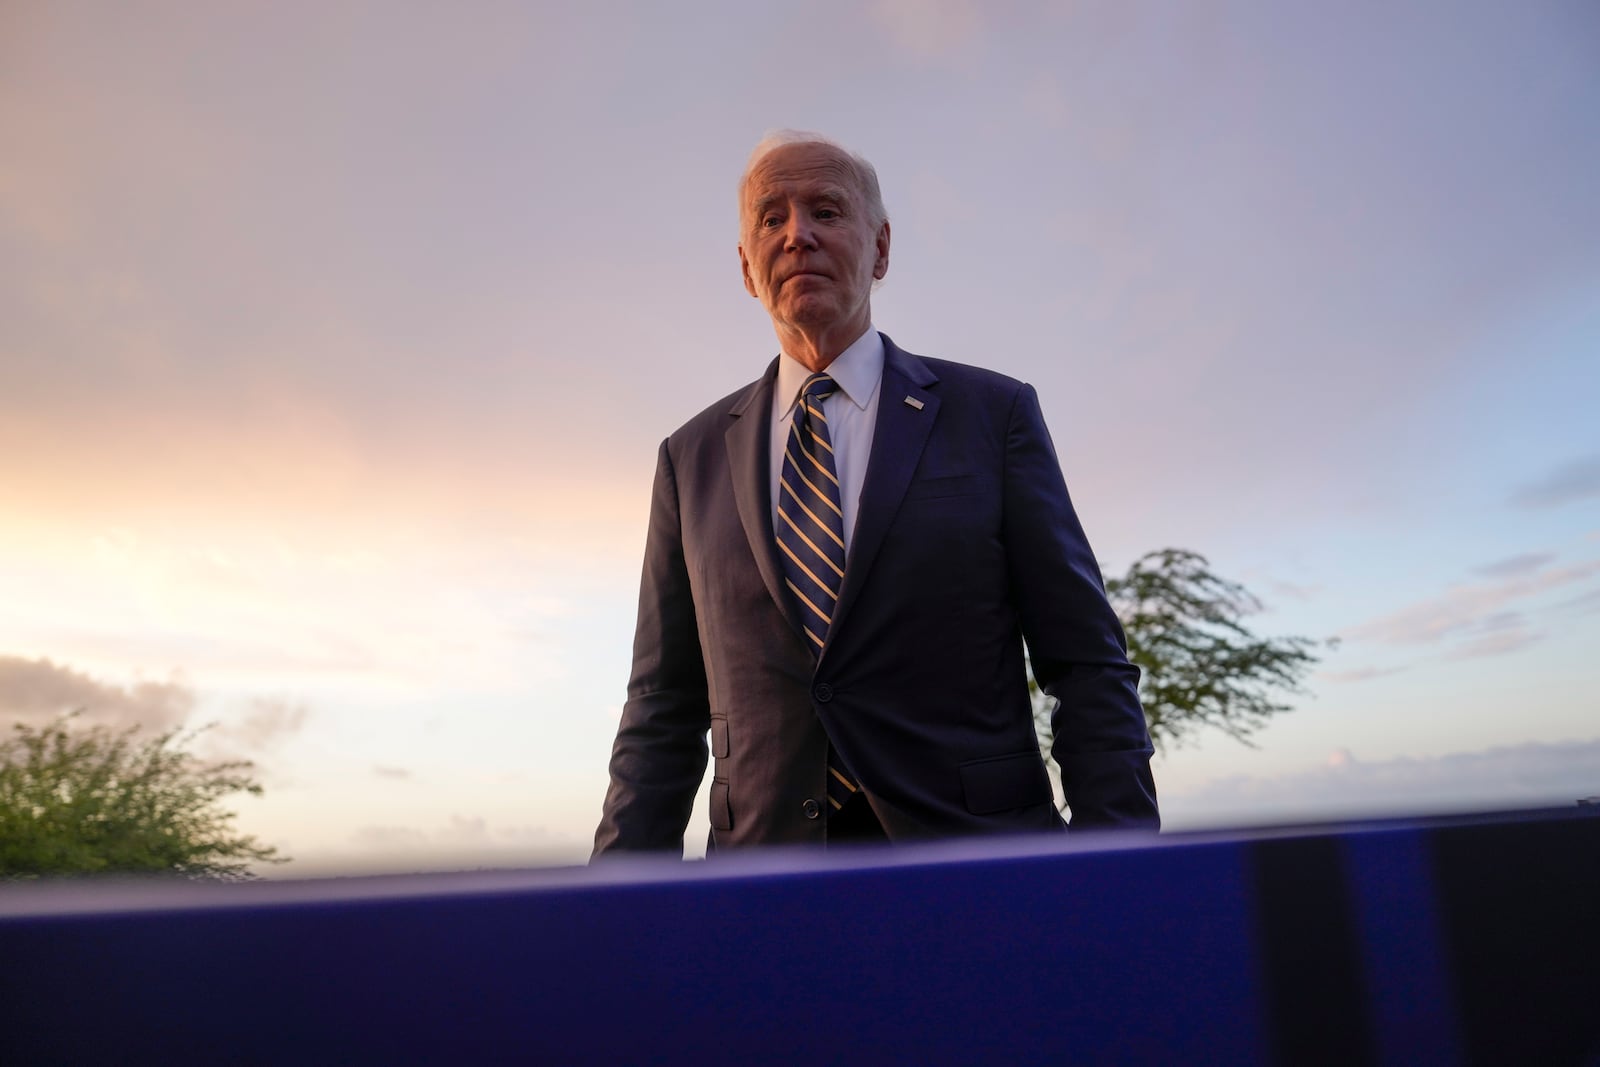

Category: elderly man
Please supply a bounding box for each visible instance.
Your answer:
[594,131,1157,853]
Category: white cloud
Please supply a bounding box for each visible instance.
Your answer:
[1164,737,1600,830]
[351,825,428,849]
[325,814,581,875]
[351,814,563,851]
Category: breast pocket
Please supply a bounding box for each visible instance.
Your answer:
[903,472,983,501]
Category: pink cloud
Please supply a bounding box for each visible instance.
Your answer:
[1343,560,1600,646]
[0,654,193,732]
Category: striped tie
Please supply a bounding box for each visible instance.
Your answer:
[776,373,861,817]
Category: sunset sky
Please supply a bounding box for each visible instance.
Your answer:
[3,1,1597,874]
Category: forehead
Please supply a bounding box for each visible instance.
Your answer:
[742,143,863,210]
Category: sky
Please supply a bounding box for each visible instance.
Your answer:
[3,1,1597,875]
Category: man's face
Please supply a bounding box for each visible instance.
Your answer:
[738,142,890,339]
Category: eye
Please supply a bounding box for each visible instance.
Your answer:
[815,208,839,220]
[760,214,782,229]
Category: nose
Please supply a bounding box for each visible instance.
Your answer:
[783,214,817,252]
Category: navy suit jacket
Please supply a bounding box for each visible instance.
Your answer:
[594,336,1157,853]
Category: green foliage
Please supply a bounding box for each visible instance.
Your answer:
[0,714,283,880]
[1033,548,1328,754]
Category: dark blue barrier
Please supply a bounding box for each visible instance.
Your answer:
[1,808,1596,1065]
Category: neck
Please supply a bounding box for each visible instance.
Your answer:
[774,316,871,374]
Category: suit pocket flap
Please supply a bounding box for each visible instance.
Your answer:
[709,777,732,831]
[959,751,1051,815]
[905,473,982,501]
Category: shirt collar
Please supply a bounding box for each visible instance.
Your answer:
[776,326,884,416]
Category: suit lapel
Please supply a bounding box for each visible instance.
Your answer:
[827,339,940,655]
[725,360,807,640]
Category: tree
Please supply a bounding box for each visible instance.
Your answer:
[0,714,283,880]
[1033,548,1328,760]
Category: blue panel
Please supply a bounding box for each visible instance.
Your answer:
[1342,826,1464,1067]
[3,810,1596,1065]
[0,837,1262,1065]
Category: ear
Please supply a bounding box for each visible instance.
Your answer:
[872,220,891,280]
[739,244,758,298]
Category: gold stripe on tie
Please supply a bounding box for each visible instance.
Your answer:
[801,445,840,486]
[784,580,833,626]
[779,494,846,554]
[785,444,842,494]
[776,529,842,592]
[783,467,843,517]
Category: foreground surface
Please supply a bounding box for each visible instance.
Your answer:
[2,809,1596,1065]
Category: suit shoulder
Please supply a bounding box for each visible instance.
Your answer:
[919,355,1027,392]
[884,335,1026,392]
[661,370,771,448]
[897,349,1032,415]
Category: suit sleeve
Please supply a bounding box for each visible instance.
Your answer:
[1002,384,1160,830]
[592,439,711,856]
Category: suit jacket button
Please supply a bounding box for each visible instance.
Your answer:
[802,799,821,819]
[813,683,833,702]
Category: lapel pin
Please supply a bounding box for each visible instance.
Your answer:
[904,395,925,410]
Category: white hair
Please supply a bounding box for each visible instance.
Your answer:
[737,129,889,233]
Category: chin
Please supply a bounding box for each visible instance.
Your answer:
[781,298,841,327]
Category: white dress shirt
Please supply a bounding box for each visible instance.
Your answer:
[769,326,885,555]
